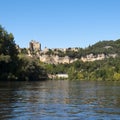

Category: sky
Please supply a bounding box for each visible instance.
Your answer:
[0,0,120,49]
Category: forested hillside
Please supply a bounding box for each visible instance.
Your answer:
[43,39,120,81]
[66,39,120,58]
[84,40,120,55]
[43,39,120,59]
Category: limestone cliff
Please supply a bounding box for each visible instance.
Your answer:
[39,55,78,64]
[39,53,117,64]
[25,40,119,64]
[81,53,117,62]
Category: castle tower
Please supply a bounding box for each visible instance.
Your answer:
[29,40,41,51]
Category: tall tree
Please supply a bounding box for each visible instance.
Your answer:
[0,25,19,80]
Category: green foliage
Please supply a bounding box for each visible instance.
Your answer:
[57,50,65,57]
[20,48,28,54]
[113,72,120,81]
[0,25,48,81]
[17,56,48,81]
[46,49,54,55]
[0,25,19,80]
[50,39,120,58]
[45,57,120,81]
[43,63,68,74]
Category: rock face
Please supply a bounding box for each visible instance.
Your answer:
[39,53,117,64]
[26,41,117,64]
[81,54,105,62]
[39,55,78,64]
[81,53,117,62]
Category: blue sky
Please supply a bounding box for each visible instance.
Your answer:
[0,0,120,49]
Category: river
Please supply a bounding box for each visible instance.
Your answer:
[0,80,120,120]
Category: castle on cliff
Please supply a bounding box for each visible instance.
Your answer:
[27,40,117,64]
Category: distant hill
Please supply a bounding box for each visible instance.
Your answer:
[51,39,120,59]
[23,39,120,64]
[84,39,120,56]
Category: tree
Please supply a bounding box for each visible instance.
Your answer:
[0,25,48,81]
[113,72,120,81]
[18,56,48,81]
[0,25,19,80]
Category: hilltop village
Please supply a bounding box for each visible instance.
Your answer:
[23,40,117,64]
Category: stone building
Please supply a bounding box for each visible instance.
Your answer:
[29,40,41,51]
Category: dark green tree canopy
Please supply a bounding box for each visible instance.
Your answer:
[0,25,19,80]
[0,25,18,58]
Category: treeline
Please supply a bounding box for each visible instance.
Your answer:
[43,57,120,81]
[0,25,48,81]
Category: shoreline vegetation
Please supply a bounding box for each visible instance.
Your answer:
[0,25,48,81]
[1,25,120,81]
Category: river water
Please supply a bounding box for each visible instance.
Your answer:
[0,80,120,120]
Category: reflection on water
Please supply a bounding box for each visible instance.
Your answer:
[0,80,120,120]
